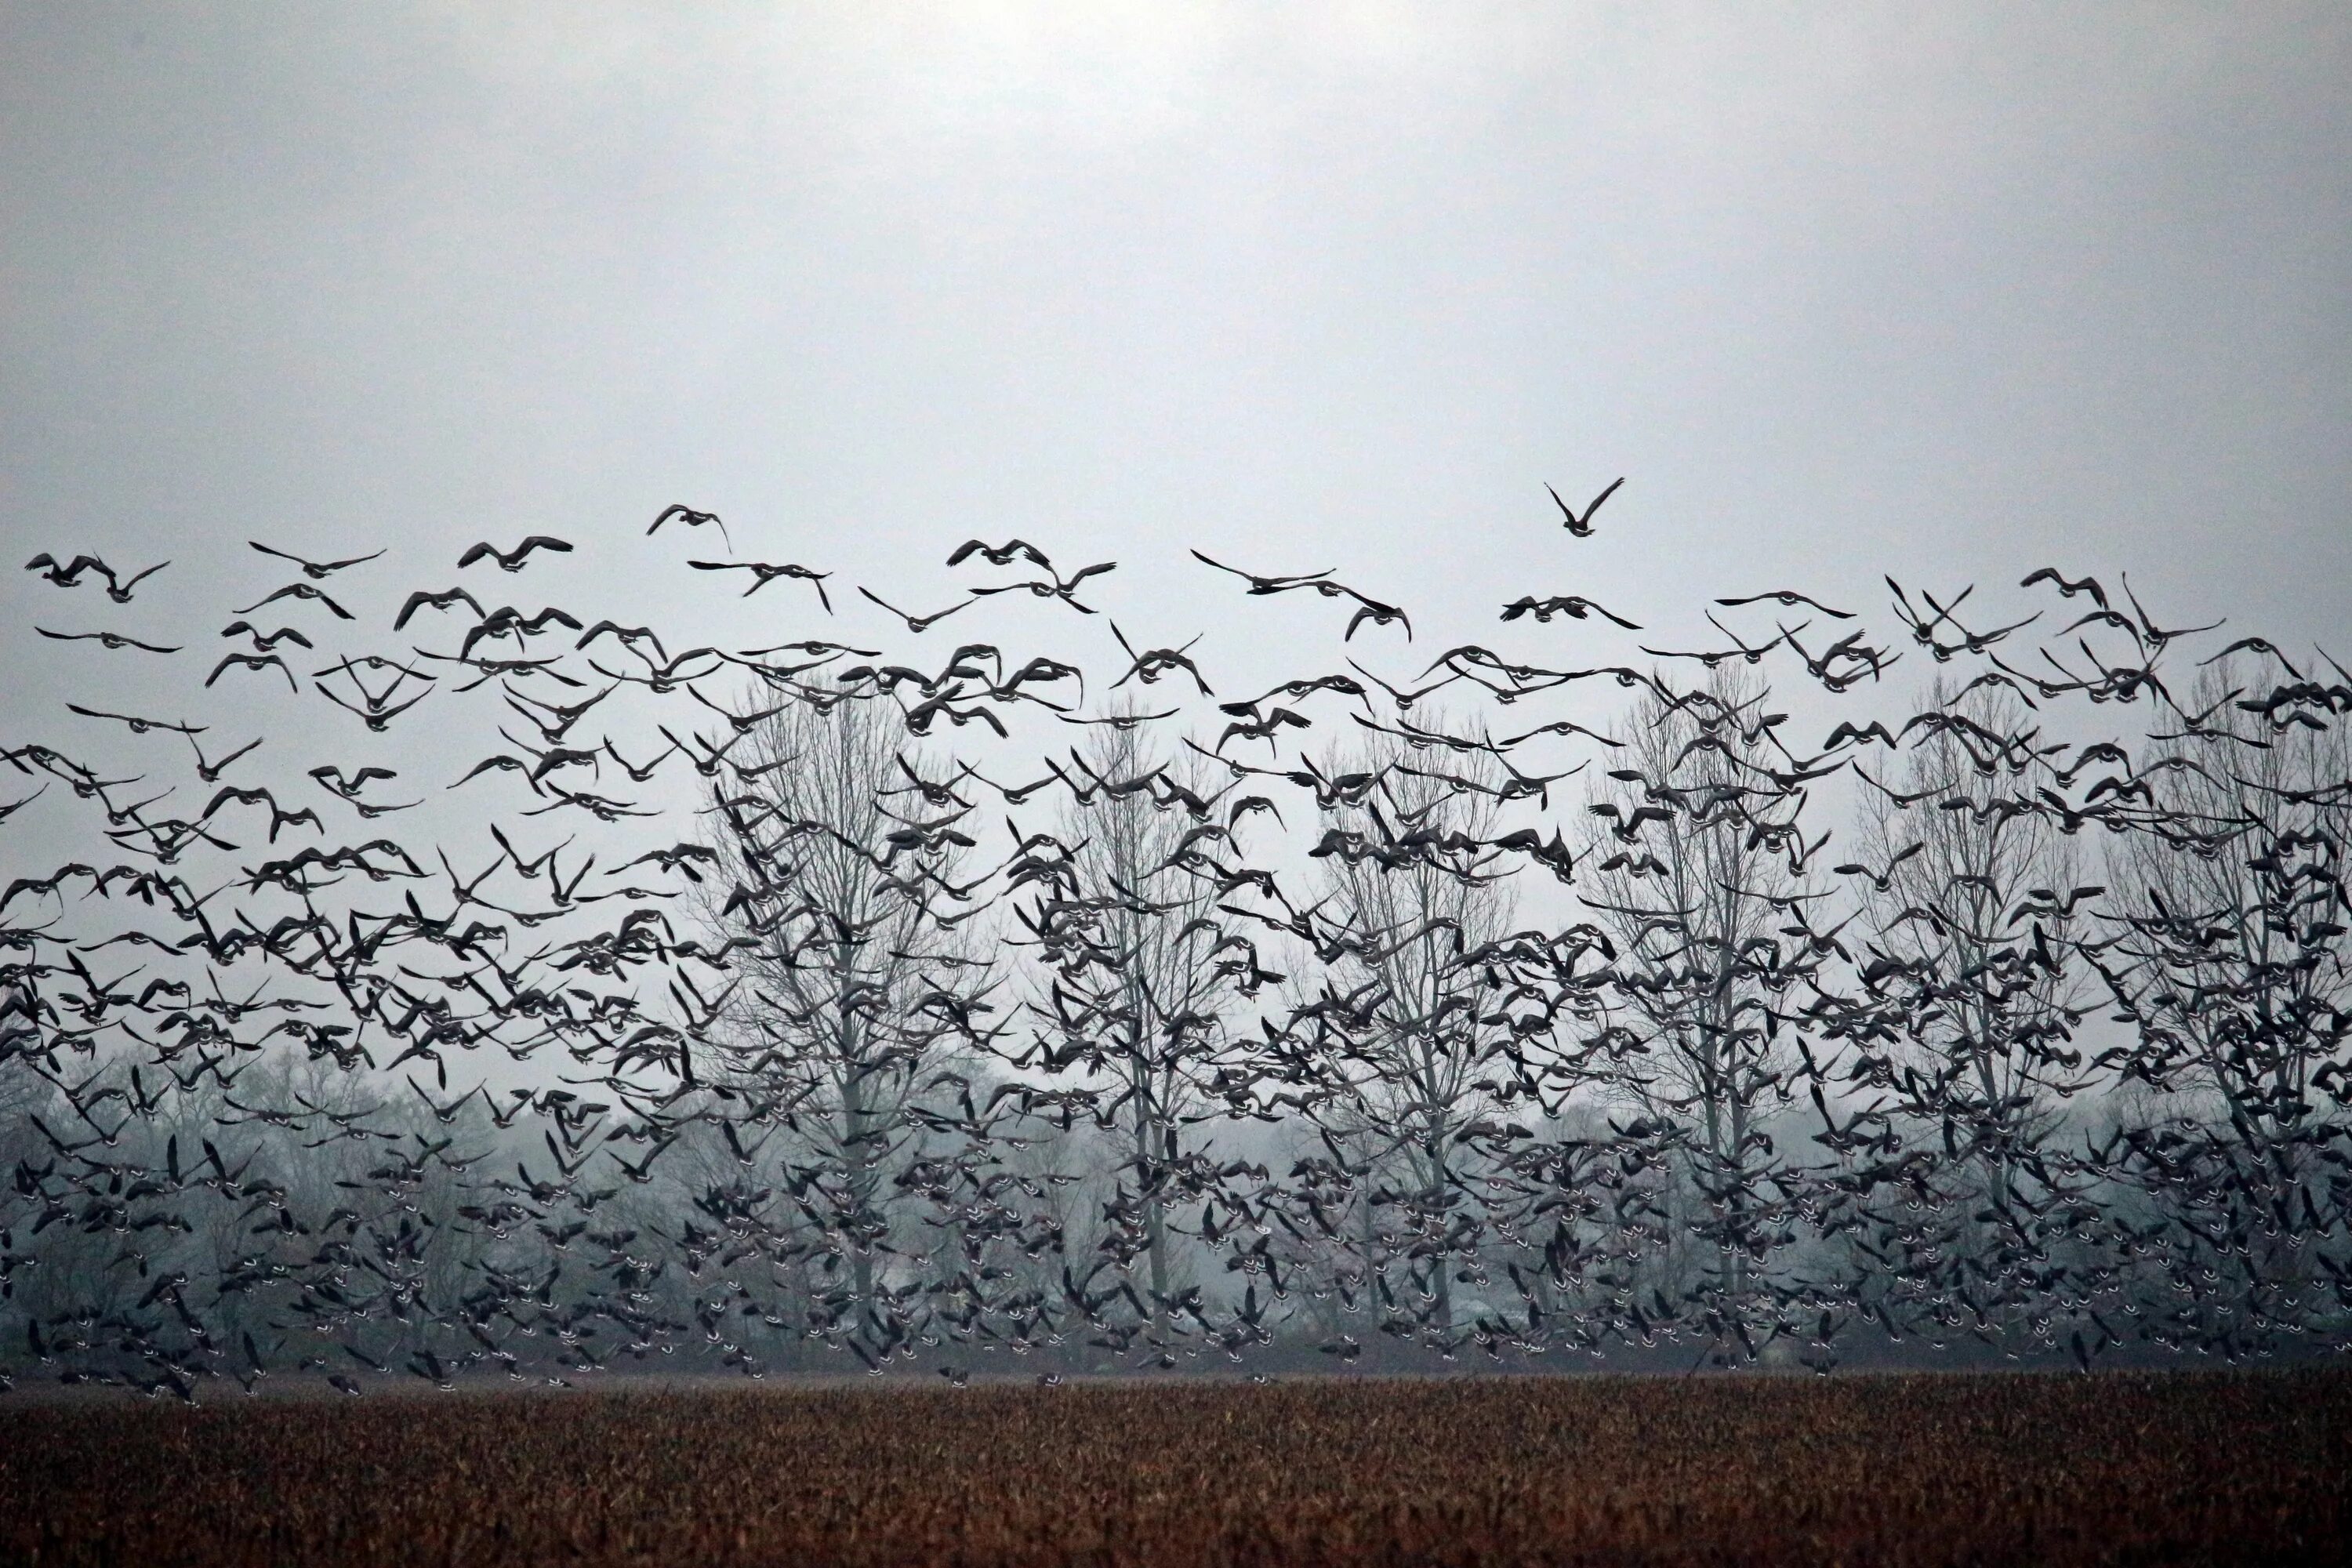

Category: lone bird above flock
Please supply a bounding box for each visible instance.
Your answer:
[1548,477,1623,535]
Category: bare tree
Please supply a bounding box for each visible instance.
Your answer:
[1020,721,1262,1338]
[1838,679,2103,1352]
[2098,659,2352,1351]
[1579,668,1818,1357]
[1295,732,1519,1339]
[700,687,998,1355]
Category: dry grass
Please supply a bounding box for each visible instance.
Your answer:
[1,1369,2345,1566]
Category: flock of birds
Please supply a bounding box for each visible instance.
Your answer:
[1,479,2347,1403]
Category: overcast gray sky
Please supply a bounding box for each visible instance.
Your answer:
[3,2,2348,763]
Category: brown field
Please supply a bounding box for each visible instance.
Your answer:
[0,1369,2345,1566]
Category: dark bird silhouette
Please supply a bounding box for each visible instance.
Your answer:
[25,553,113,588]
[947,539,1052,568]
[198,787,323,843]
[1192,552,1405,637]
[316,684,429,731]
[1500,596,1640,629]
[1109,622,1213,695]
[2118,574,2222,650]
[183,733,263,782]
[1548,477,1624,535]
[220,620,315,651]
[248,541,384,579]
[394,586,486,630]
[459,535,575,572]
[35,627,180,653]
[2020,567,2109,610]
[205,652,299,692]
[648,503,732,550]
[575,621,669,663]
[1191,550,1334,595]
[459,606,584,660]
[309,764,401,800]
[238,583,354,620]
[1716,590,1855,619]
[64,703,204,735]
[1346,658,1461,711]
[1339,590,1411,641]
[688,558,833,610]
[970,561,1116,614]
[2201,636,2302,677]
[25,553,169,601]
[858,586,973,633]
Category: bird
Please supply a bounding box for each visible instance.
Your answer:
[205,652,299,692]
[64,703,205,735]
[183,733,263,782]
[688,559,833,610]
[248,541,385,579]
[309,764,401,800]
[198,786,323,842]
[969,561,1116,614]
[858,586,973,633]
[1500,596,1640,629]
[648,503,732,550]
[315,684,430,731]
[1191,550,1334,595]
[1715,590,1855,619]
[34,627,180,653]
[219,620,315,651]
[2019,567,2109,610]
[947,539,1053,568]
[1192,552,1405,638]
[25,553,114,589]
[459,535,575,572]
[394,586,487,630]
[238,582,354,620]
[26,553,171,601]
[1109,622,1213,695]
[1548,477,1624,535]
[2201,636,2302,677]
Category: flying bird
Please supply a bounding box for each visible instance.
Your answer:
[1108,622,1212,695]
[220,620,315,651]
[858,586,973,633]
[183,733,263,782]
[969,561,1116,614]
[1716,590,1855,619]
[205,652,299,692]
[648,503,732,550]
[393,586,486,631]
[25,553,170,601]
[947,539,1053,569]
[688,559,833,610]
[1500,596,1640,629]
[459,536,575,572]
[64,703,204,735]
[1191,550,1334,595]
[1548,477,1624,536]
[2019,567,2109,610]
[238,583,354,620]
[248,541,385,579]
[34,628,180,653]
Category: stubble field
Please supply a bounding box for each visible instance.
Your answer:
[0,1369,2345,1566]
